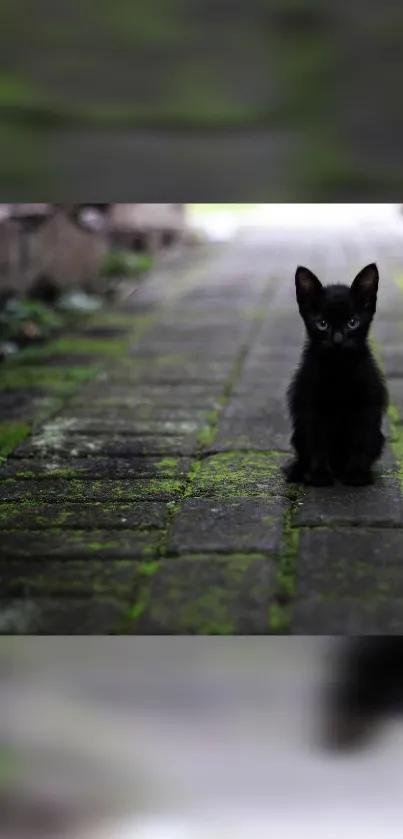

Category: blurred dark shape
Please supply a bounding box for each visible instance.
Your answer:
[0,1,402,197]
[0,792,85,838]
[26,272,60,303]
[269,5,334,35]
[323,638,403,751]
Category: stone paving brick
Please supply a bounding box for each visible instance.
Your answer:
[0,456,192,480]
[14,432,199,458]
[0,558,142,598]
[295,476,403,527]
[292,599,403,634]
[209,416,291,453]
[387,380,403,415]
[295,528,403,602]
[0,530,161,559]
[231,375,291,399]
[14,354,100,367]
[0,388,52,421]
[0,478,183,503]
[71,385,224,409]
[128,555,275,634]
[58,406,211,423]
[0,501,169,530]
[222,392,288,418]
[167,498,284,554]
[97,361,233,385]
[35,417,209,436]
[379,347,403,379]
[190,452,288,498]
[0,598,127,634]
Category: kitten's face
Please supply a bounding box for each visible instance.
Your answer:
[295,263,379,353]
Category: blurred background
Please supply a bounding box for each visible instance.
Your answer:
[0,1,403,199]
[2,637,403,839]
[1,201,403,360]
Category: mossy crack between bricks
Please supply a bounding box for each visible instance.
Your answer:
[269,483,304,633]
[372,338,403,490]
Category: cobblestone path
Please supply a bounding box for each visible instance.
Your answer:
[2,226,403,633]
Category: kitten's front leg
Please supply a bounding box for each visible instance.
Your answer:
[287,414,333,486]
[341,413,384,487]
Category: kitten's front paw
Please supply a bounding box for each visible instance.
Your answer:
[341,467,374,487]
[306,467,334,487]
[282,459,305,483]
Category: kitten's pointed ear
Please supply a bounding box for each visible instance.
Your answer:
[350,263,379,311]
[295,266,323,307]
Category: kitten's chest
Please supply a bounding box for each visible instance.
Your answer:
[314,374,362,416]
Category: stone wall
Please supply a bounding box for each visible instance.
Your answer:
[28,209,109,296]
[0,205,109,298]
[0,203,188,299]
[108,204,186,251]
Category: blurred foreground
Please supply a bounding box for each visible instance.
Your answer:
[2,638,403,838]
[1,3,403,197]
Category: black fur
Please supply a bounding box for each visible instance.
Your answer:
[284,263,388,487]
[323,638,403,750]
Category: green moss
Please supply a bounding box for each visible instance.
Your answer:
[372,337,403,489]
[197,424,217,449]
[139,560,160,576]
[7,559,143,599]
[7,469,36,479]
[270,484,304,631]
[0,749,22,786]
[101,249,154,278]
[192,451,286,496]
[268,603,290,632]
[387,404,403,490]
[123,560,161,626]
[0,363,102,394]
[129,602,147,620]
[261,514,277,526]
[149,585,237,634]
[45,337,131,356]
[0,422,31,458]
[124,554,272,634]
[388,404,399,425]
[157,457,178,470]
[182,460,202,498]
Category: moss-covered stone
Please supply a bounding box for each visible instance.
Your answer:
[0,501,170,530]
[0,529,162,559]
[123,554,275,634]
[167,497,284,554]
[0,478,184,503]
[0,422,32,459]
[15,428,199,458]
[0,558,143,598]
[0,456,192,481]
[0,364,103,395]
[190,451,288,497]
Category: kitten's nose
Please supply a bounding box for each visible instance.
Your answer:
[333,331,343,345]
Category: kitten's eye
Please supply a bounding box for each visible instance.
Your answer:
[347,317,359,330]
[316,318,328,331]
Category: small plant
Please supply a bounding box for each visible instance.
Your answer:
[100,249,154,278]
[0,297,63,346]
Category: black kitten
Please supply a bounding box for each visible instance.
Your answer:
[323,638,403,750]
[284,263,388,487]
